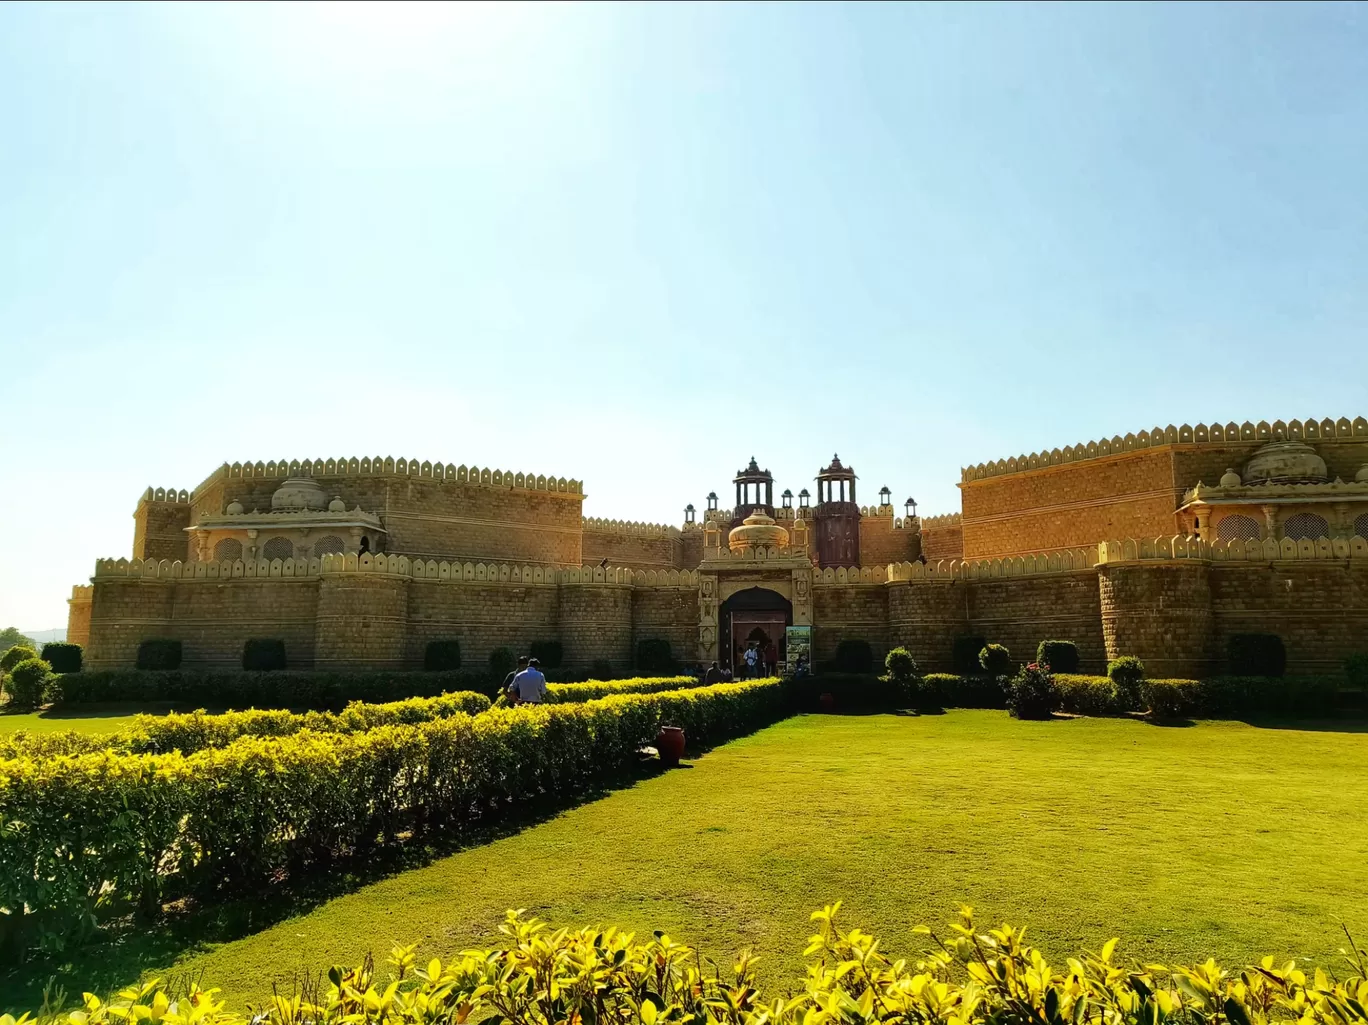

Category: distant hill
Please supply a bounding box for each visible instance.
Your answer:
[22,628,66,644]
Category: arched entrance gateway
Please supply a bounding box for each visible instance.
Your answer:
[720,586,792,673]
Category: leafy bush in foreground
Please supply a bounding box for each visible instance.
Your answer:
[0,645,37,674]
[33,904,1368,1025]
[920,673,1006,709]
[951,634,986,674]
[0,679,787,952]
[978,643,1013,678]
[635,638,674,673]
[423,640,462,671]
[3,658,52,710]
[1054,674,1124,716]
[1004,664,1057,720]
[1108,655,1146,709]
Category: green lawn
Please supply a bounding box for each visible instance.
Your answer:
[0,706,144,735]
[6,711,1368,1009]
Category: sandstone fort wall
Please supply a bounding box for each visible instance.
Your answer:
[581,519,683,571]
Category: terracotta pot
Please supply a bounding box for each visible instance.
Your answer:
[819,692,836,713]
[656,725,686,767]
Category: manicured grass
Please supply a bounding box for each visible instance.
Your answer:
[0,706,144,735]
[6,711,1368,1008]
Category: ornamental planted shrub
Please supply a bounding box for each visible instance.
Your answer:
[1344,652,1368,691]
[488,646,516,680]
[636,638,674,673]
[29,904,1368,1025]
[40,641,82,674]
[1004,664,1057,719]
[4,657,52,710]
[546,675,700,704]
[529,640,564,669]
[1107,655,1146,710]
[136,638,182,670]
[1053,674,1122,716]
[423,639,462,671]
[951,635,987,674]
[1035,639,1079,674]
[242,638,287,671]
[921,673,1007,709]
[0,644,37,673]
[1228,633,1286,677]
[834,638,874,674]
[978,643,1013,678]
[884,647,929,709]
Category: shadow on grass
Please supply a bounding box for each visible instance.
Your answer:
[0,750,704,1010]
[1239,717,1368,734]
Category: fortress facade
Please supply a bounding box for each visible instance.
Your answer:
[70,416,1368,678]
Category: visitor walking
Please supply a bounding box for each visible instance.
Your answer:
[509,657,548,705]
[503,655,529,700]
[703,660,722,685]
[743,644,758,679]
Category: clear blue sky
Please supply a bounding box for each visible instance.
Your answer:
[2,1,1366,630]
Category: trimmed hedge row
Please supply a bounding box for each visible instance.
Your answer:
[51,668,501,709]
[118,691,492,754]
[545,675,700,704]
[1142,675,1341,719]
[0,679,788,951]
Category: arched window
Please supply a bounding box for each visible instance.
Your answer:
[1216,514,1262,542]
[1356,512,1368,541]
[313,534,346,556]
[262,536,294,561]
[214,538,243,563]
[1282,512,1329,541]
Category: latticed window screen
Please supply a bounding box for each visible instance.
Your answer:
[1216,514,1262,542]
[1282,512,1330,541]
[262,536,294,561]
[213,538,243,563]
[313,534,346,556]
[1355,512,1368,540]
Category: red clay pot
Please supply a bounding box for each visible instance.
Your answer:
[819,692,836,713]
[656,725,685,767]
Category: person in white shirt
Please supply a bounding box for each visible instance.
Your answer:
[743,644,759,679]
[509,657,548,704]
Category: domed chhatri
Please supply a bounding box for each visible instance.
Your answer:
[271,477,328,512]
[225,499,245,515]
[1241,438,1329,485]
[1219,468,1243,488]
[728,508,789,552]
[328,495,347,513]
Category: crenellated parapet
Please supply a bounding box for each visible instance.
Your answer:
[921,512,962,528]
[70,584,93,600]
[1098,534,1368,564]
[962,417,1368,483]
[137,487,191,507]
[191,457,583,501]
[582,517,680,537]
[885,547,1099,584]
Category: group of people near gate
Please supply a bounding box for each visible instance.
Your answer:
[502,655,548,704]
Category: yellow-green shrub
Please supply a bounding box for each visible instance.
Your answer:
[0,679,786,952]
[29,903,1368,1025]
[544,675,699,704]
[1054,673,1125,716]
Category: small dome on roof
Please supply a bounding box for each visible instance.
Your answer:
[1242,438,1328,485]
[1356,463,1368,483]
[1219,468,1242,488]
[226,499,244,515]
[271,477,328,512]
[328,495,346,512]
[728,508,789,552]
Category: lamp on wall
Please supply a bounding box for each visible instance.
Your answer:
[905,497,917,519]
[879,486,891,507]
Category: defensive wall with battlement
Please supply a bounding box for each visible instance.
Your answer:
[71,424,1368,676]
